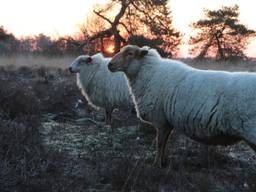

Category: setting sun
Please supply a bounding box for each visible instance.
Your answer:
[106,45,115,54]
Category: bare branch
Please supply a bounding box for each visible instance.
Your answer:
[93,10,113,25]
[78,28,113,49]
[117,32,126,43]
[112,0,129,26]
[119,22,133,35]
[130,1,170,34]
[60,37,81,47]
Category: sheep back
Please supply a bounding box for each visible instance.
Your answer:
[129,51,256,143]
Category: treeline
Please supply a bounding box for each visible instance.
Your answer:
[0,27,82,56]
[1,3,256,60]
[0,25,174,57]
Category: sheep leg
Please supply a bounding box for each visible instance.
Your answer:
[154,126,171,167]
[160,128,173,166]
[105,109,112,125]
[105,108,116,134]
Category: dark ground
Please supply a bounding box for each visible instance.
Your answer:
[0,65,255,192]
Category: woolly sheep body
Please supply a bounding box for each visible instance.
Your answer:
[69,53,133,125]
[108,45,256,167]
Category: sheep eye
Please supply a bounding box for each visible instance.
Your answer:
[128,52,133,56]
[79,60,86,64]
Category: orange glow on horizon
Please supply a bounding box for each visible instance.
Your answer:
[106,45,115,54]
[0,0,256,57]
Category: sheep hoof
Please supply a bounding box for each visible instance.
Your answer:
[152,159,168,168]
[161,159,169,168]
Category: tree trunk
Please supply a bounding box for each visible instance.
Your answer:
[100,37,104,52]
[113,29,122,53]
[215,35,224,60]
[197,35,214,59]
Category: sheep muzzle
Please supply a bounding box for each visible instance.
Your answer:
[69,67,74,73]
[108,62,116,72]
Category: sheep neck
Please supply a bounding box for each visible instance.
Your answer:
[127,64,155,95]
[125,63,157,122]
[78,65,101,94]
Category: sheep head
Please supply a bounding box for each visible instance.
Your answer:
[69,55,93,73]
[108,45,149,76]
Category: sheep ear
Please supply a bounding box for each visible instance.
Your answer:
[86,57,92,63]
[139,49,148,57]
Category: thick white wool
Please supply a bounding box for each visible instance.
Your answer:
[74,53,133,113]
[124,48,256,146]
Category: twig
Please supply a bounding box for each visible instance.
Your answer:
[121,158,140,192]
[121,138,156,192]
[75,117,102,126]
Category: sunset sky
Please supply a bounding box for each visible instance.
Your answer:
[1,0,255,57]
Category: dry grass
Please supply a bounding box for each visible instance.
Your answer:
[0,55,75,69]
[183,58,256,72]
[1,55,256,72]
[0,56,256,191]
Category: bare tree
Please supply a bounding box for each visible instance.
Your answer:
[79,0,182,56]
[78,4,112,54]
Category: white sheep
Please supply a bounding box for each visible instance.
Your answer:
[108,45,256,167]
[69,53,134,128]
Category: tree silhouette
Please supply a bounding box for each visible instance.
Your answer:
[34,33,51,54]
[189,5,255,60]
[0,26,10,41]
[78,5,112,55]
[79,0,182,56]
[0,26,18,55]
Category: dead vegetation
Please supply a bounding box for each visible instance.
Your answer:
[0,57,256,192]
